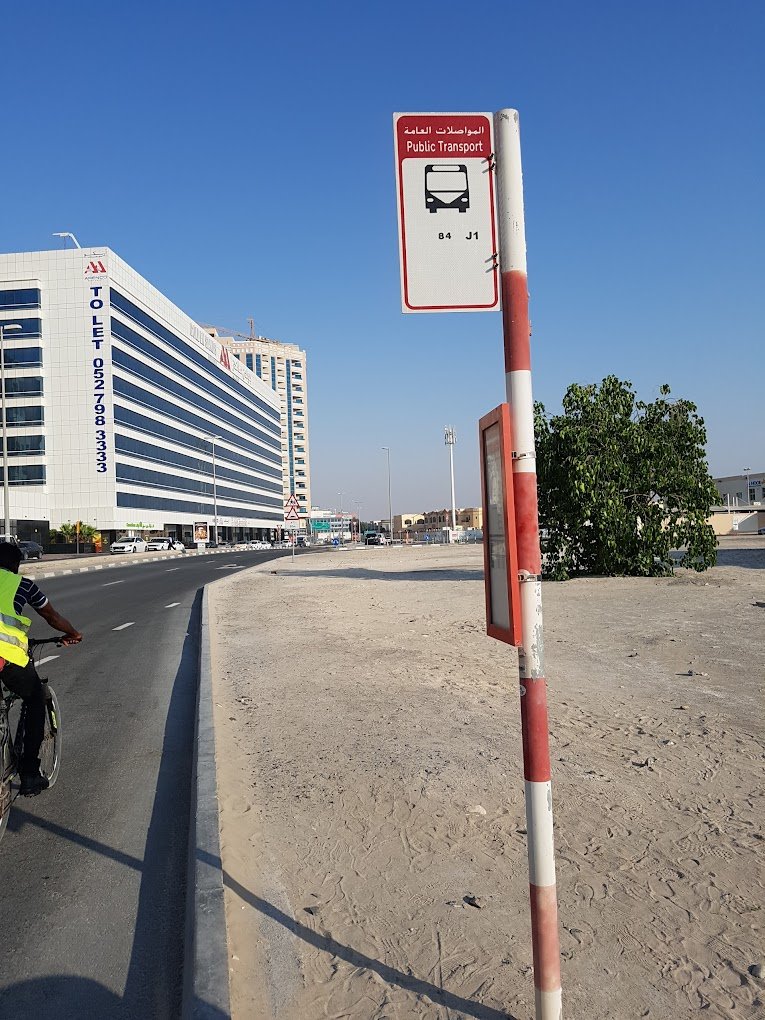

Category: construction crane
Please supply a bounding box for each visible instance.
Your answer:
[217,318,276,344]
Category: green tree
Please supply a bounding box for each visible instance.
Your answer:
[52,521,97,543]
[535,376,718,579]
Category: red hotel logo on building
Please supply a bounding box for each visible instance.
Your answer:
[219,347,231,370]
[84,260,107,275]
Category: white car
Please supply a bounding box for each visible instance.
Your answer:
[110,536,147,554]
[145,537,185,552]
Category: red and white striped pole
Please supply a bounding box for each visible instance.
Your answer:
[494,108,562,1019]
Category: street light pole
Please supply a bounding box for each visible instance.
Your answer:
[382,447,392,542]
[743,466,751,505]
[337,491,343,545]
[444,426,457,531]
[0,323,22,541]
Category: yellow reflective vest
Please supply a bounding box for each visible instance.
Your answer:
[0,570,31,667]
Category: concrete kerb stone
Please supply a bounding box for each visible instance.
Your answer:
[182,587,231,1019]
[23,546,231,581]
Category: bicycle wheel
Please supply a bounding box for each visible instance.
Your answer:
[0,779,11,842]
[39,688,61,788]
[0,724,13,843]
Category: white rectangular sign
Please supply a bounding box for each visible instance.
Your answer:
[394,112,499,313]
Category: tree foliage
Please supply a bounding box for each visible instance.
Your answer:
[534,376,718,579]
[51,521,99,543]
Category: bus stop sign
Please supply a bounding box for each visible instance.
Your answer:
[394,112,499,313]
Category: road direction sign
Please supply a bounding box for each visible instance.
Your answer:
[394,112,499,313]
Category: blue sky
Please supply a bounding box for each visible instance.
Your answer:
[2,2,762,519]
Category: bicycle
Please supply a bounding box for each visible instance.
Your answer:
[0,637,65,843]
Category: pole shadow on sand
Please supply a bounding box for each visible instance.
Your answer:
[212,854,518,1020]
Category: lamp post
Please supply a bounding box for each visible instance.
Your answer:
[743,466,751,506]
[52,232,82,249]
[444,426,457,532]
[337,491,343,545]
[0,323,22,541]
[210,435,222,545]
[382,447,392,542]
[354,500,363,542]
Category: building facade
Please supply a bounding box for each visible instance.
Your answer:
[393,507,483,538]
[209,330,311,521]
[0,247,284,545]
[714,471,765,507]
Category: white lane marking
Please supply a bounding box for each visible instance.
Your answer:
[103,580,125,587]
[165,568,180,572]
[217,564,244,570]
[113,622,135,631]
[37,655,60,666]
[165,602,180,608]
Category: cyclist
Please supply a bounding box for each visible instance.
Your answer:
[0,542,82,796]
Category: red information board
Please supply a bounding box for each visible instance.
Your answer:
[479,403,521,646]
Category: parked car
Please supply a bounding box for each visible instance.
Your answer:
[110,535,147,554]
[18,540,44,561]
[365,533,390,546]
[145,537,184,551]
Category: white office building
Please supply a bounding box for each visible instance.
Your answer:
[0,247,284,545]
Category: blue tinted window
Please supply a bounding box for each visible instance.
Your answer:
[113,405,282,480]
[4,377,43,397]
[110,289,281,424]
[6,406,44,426]
[117,491,283,523]
[255,354,261,377]
[113,346,280,452]
[0,465,45,485]
[3,348,42,367]
[8,434,44,456]
[113,379,282,467]
[114,434,281,494]
[0,289,41,310]
[0,318,42,340]
[111,319,280,441]
[246,354,254,371]
[115,463,283,508]
[113,463,281,510]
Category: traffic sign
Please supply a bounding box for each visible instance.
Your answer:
[394,112,499,313]
[284,504,300,521]
[285,494,299,509]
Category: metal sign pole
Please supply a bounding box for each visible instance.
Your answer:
[494,108,562,1020]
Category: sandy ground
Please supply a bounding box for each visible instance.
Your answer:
[209,542,764,1020]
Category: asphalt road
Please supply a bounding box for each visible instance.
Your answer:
[0,548,290,1019]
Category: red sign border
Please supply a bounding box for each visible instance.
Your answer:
[479,403,522,646]
[395,113,500,313]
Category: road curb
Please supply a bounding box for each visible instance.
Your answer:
[182,587,231,1019]
[24,547,231,580]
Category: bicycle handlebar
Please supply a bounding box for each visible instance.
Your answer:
[28,637,67,649]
